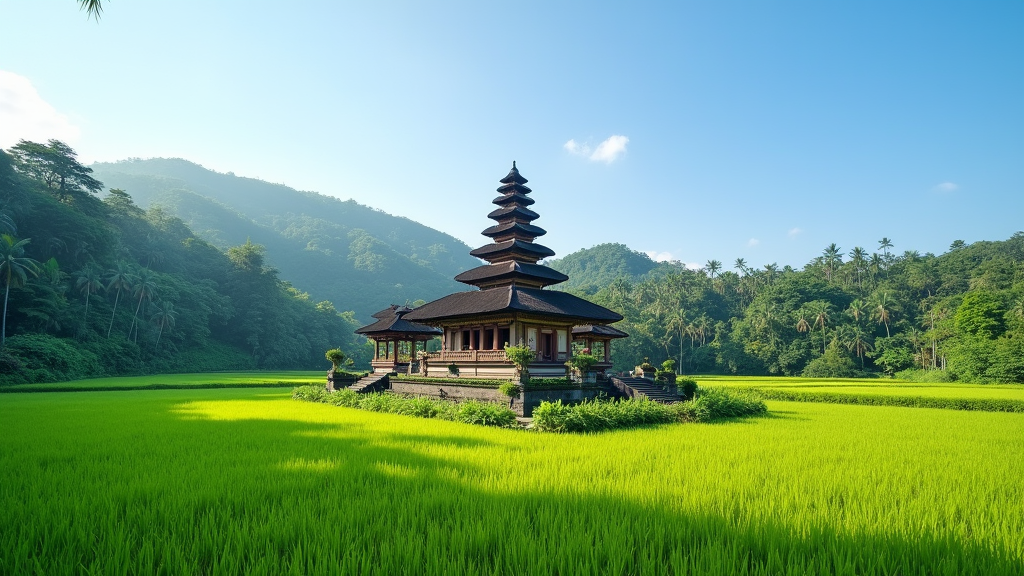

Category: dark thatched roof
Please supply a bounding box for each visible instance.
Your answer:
[499,162,528,185]
[572,325,629,339]
[357,306,442,336]
[487,205,540,222]
[470,239,555,260]
[404,286,623,324]
[454,261,568,287]
[492,192,535,207]
[481,221,547,239]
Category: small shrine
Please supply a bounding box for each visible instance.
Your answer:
[355,305,442,374]
[397,162,628,379]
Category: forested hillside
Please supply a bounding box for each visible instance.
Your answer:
[566,237,1024,382]
[0,140,370,385]
[545,243,677,292]
[90,158,479,321]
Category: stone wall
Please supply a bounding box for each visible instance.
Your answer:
[388,380,604,417]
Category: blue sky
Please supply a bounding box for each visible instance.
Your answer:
[1,1,1021,270]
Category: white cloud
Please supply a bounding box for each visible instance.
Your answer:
[564,134,629,163]
[646,250,674,262]
[933,182,958,193]
[684,262,702,271]
[589,135,629,163]
[0,70,80,149]
[747,238,760,247]
[563,139,591,156]
[788,227,802,238]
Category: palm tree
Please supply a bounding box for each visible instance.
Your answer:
[795,315,810,334]
[822,244,842,283]
[704,259,722,279]
[0,235,40,347]
[665,309,688,370]
[849,247,867,290]
[73,265,103,330]
[813,303,831,354]
[845,325,874,369]
[128,269,158,342]
[763,263,778,286]
[873,293,892,337]
[150,301,178,349]
[847,299,867,323]
[878,238,894,277]
[105,262,135,338]
[734,258,748,276]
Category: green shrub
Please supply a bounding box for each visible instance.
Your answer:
[498,381,522,397]
[678,377,698,400]
[533,389,767,433]
[802,347,859,378]
[893,368,955,383]
[292,385,517,428]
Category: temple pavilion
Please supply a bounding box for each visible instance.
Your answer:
[355,305,441,374]
[380,162,628,379]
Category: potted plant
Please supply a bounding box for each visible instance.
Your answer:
[566,348,599,384]
[504,341,536,385]
[325,348,353,391]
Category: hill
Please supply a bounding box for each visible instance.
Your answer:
[545,243,681,293]
[90,159,479,321]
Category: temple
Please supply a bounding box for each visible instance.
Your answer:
[358,162,627,380]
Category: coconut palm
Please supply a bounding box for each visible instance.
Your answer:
[150,301,178,349]
[847,299,867,323]
[128,269,158,342]
[703,259,722,280]
[105,261,135,338]
[734,258,748,276]
[0,235,40,347]
[873,293,892,337]
[74,265,103,329]
[849,247,867,289]
[813,303,831,354]
[845,325,874,369]
[822,244,843,283]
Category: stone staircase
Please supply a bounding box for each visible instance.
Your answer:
[609,376,681,403]
[348,373,390,394]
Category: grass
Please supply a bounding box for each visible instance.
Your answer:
[0,371,332,392]
[1,386,1021,575]
[696,375,1024,410]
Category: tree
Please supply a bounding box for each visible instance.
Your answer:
[849,247,867,289]
[873,293,892,337]
[813,302,831,354]
[822,244,842,283]
[105,262,134,338]
[845,325,874,369]
[127,269,158,342]
[9,140,103,202]
[150,301,178,349]
[73,264,103,330]
[79,0,103,19]
[734,258,748,275]
[704,259,722,279]
[1,235,40,347]
[847,299,867,323]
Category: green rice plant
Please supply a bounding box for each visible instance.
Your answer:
[532,389,766,433]
[0,389,1021,575]
[293,385,517,429]
[4,371,335,392]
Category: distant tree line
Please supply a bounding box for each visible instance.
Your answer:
[0,140,370,385]
[567,238,1024,383]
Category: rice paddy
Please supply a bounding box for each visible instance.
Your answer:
[2,383,1021,575]
[3,371,327,392]
[699,375,1024,402]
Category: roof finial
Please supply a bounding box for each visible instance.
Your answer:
[512,160,517,169]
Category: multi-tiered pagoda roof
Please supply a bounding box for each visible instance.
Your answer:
[405,163,622,324]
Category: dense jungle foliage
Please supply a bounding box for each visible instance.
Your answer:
[89,158,478,322]
[0,141,369,385]
[551,241,1024,382]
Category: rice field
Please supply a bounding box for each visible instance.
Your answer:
[698,375,1024,402]
[3,371,327,392]
[2,386,1021,575]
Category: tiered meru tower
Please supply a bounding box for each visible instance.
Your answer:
[369,162,627,379]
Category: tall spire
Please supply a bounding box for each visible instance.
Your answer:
[454,162,567,290]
